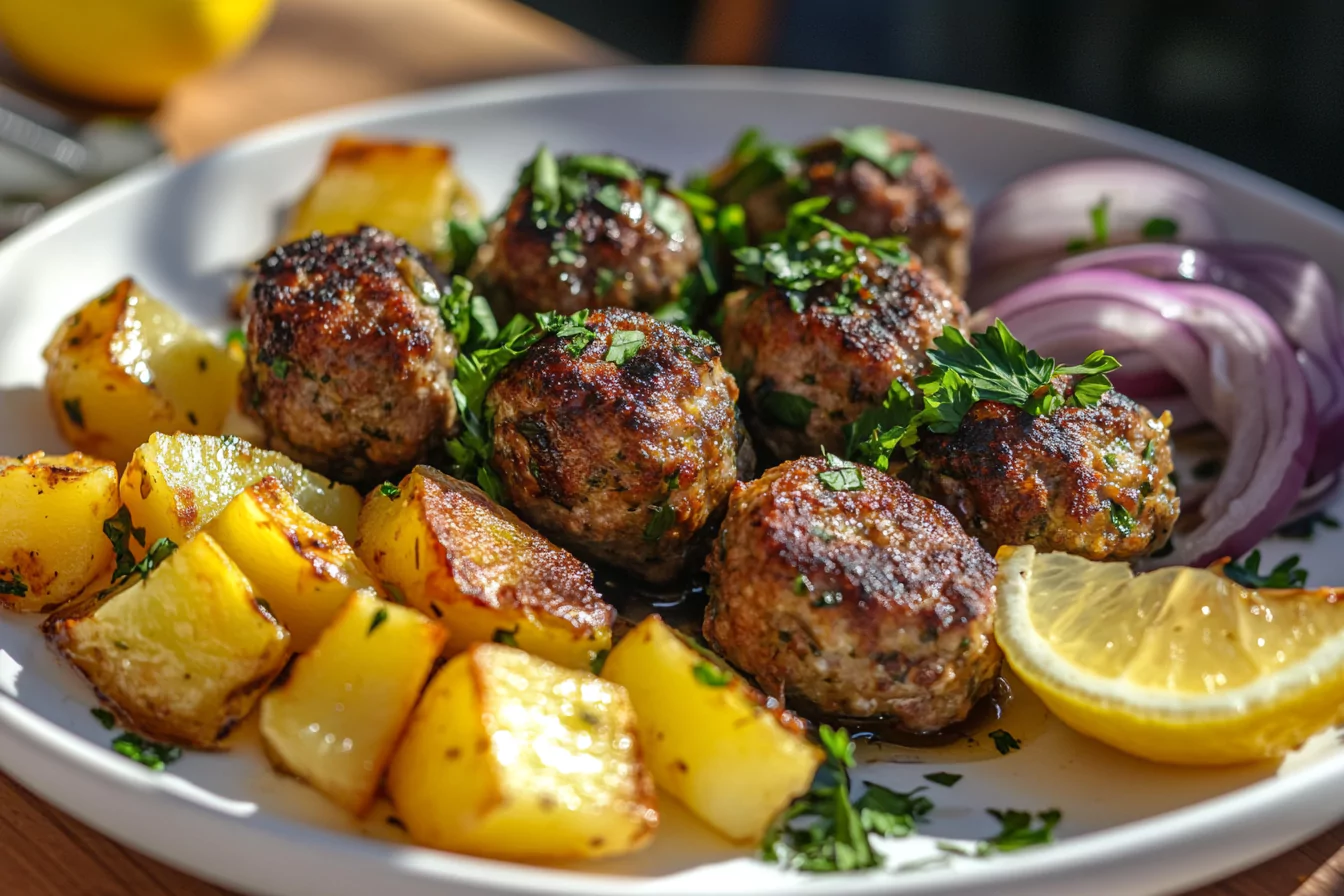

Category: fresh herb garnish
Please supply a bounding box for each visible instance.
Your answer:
[91,707,116,730]
[590,648,609,675]
[655,193,746,329]
[989,729,1021,754]
[693,661,732,687]
[270,357,292,379]
[940,808,1062,857]
[1141,217,1180,239]
[594,267,617,298]
[604,329,646,365]
[537,309,596,357]
[817,449,863,491]
[62,397,84,428]
[759,390,816,430]
[102,507,146,581]
[111,732,182,772]
[1103,453,1118,469]
[1109,501,1136,536]
[1223,550,1308,589]
[832,126,917,179]
[225,327,246,352]
[923,771,962,788]
[1143,439,1156,462]
[710,127,803,204]
[379,482,401,499]
[762,726,932,872]
[644,503,676,542]
[446,218,487,275]
[1066,197,1110,253]
[0,571,27,597]
[492,627,520,648]
[848,321,1120,471]
[368,606,390,635]
[1277,511,1341,540]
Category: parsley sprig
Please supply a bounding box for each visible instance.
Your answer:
[832,126,917,179]
[101,506,177,588]
[521,146,689,238]
[939,808,1063,856]
[653,189,747,329]
[848,321,1120,471]
[761,726,932,872]
[734,198,910,314]
[1221,550,1309,589]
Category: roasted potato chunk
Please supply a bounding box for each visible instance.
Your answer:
[43,278,242,462]
[121,432,361,549]
[386,643,657,860]
[356,466,613,669]
[0,452,120,613]
[603,616,822,844]
[45,534,292,747]
[260,590,446,814]
[284,135,479,268]
[207,476,381,651]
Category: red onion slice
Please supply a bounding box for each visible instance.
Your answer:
[1053,242,1344,478]
[969,158,1225,306]
[979,268,1316,567]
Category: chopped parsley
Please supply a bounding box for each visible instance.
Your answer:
[982,809,1062,852]
[379,482,401,499]
[589,648,609,675]
[225,327,246,352]
[709,127,803,205]
[594,267,617,298]
[102,507,146,582]
[1066,197,1110,253]
[62,397,84,428]
[367,606,389,635]
[91,707,116,730]
[655,192,746,329]
[492,627,520,648]
[537,309,596,357]
[111,732,182,772]
[270,357,292,379]
[923,771,962,788]
[848,320,1120,471]
[0,571,27,597]
[1222,550,1308,589]
[817,449,863,491]
[518,146,687,242]
[644,503,676,542]
[692,661,732,687]
[1103,453,1118,469]
[989,729,1021,755]
[1109,501,1136,536]
[762,726,932,872]
[604,329,646,365]
[792,574,812,596]
[759,390,815,430]
[832,126,917,179]
[1141,217,1180,239]
[1143,439,1156,462]
[446,217,487,275]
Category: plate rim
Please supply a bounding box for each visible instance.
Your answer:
[2,64,1343,896]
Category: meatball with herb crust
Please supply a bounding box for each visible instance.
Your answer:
[707,126,972,294]
[470,148,702,317]
[241,226,457,487]
[720,215,968,460]
[907,384,1179,559]
[487,308,750,584]
[705,456,1000,731]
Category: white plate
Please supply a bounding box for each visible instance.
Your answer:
[2,66,1343,896]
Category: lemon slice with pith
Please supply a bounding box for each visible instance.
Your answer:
[994,545,1344,765]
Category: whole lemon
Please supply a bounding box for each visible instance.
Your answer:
[0,0,274,106]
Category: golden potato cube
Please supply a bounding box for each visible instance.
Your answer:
[121,432,361,550]
[207,475,381,651]
[387,643,657,860]
[260,590,446,814]
[0,452,120,613]
[42,278,243,462]
[603,616,823,844]
[45,533,291,747]
[357,466,613,669]
[284,135,479,267]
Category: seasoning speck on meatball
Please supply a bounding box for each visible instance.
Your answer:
[241,226,458,486]
[470,148,703,318]
[707,126,972,294]
[705,456,1000,731]
[487,308,748,584]
[908,385,1180,560]
[720,213,968,460]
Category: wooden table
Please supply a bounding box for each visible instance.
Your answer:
[0,1,1340,893]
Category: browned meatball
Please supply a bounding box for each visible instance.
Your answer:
[704,456,999,731]
[487,309,748,584]
[470,150,702,317]
[907,385,1179,560]
[709,127,972,294]
[720,233,968,460]
[242,227,457,486]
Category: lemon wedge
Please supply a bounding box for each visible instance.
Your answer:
[994,545,1344,765]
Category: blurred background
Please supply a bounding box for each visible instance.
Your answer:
[0,0,1339,238]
